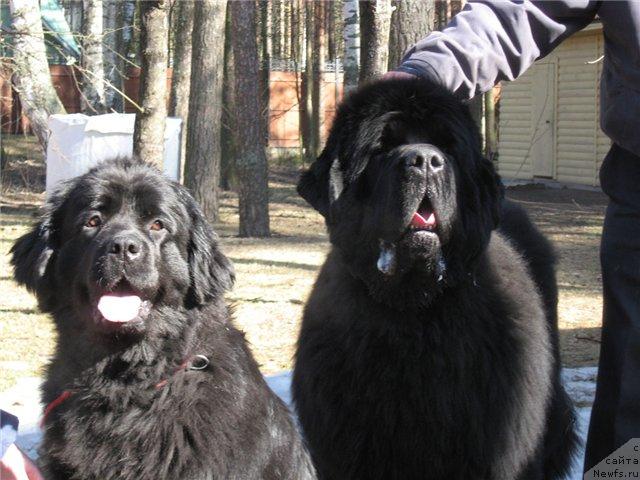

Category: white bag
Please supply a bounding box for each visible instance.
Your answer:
[46,113,182,195]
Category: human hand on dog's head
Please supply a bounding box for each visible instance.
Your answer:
[381,70,417,81]
[297,76,503,309]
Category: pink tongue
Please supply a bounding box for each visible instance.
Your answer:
[97,295,142,323]
[411,211,437,229]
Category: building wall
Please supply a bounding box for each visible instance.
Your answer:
[498,27,610,187]
[498,66,534,180]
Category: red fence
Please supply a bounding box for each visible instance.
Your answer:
[269,70,343,148]
[1,66,343,149]
[0,65,173,133]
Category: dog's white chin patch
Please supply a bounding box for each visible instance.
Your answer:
[97,295,142,323]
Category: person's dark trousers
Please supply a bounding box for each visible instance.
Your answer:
[584,143,640,472]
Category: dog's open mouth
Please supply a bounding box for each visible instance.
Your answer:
[97,280,151,324]
[409,197,437,232]
[377,196,441,276]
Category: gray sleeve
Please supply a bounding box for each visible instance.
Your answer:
[397,0,600,99]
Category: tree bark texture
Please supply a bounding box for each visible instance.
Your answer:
[311,0,325,158]
[220,3,236,190]
[300,0,314,163]
[388,0,435,70]
[81,0,107,113]
[484,87,498,161]
[291,0,302,64]
[168,0,194,179]
[229,0,270,237]
[184,0,227,221]
[9,0,66,154]
[103,0,126,112]
[326,1,336,60]
[358,0,392,83]
[291,0,305,161]
[342,0,360,94]
[283,0,291,59]
[258,0,270,145]
[133,0,168,167]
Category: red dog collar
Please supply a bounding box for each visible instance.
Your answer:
[40,355,210,427]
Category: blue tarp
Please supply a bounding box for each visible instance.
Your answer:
[40,0,80,59]
[0,0,79,61]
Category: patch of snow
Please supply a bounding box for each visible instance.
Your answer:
[265,371,293,407]
[562,367,598,406]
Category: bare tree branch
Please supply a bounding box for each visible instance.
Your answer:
[9,0,66,154]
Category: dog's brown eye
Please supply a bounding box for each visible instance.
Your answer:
[150,220,164,231]
[86,215,101,228]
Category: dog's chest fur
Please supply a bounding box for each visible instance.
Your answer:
[40,307,304,480]
[294,232,552,479]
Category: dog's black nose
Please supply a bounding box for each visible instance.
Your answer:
[108,233,143,261]
[403,145,445,173]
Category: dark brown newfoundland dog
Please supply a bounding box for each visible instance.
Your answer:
[292,78,577,480]
[11,158,315,480]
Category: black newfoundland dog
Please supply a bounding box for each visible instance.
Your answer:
[11,159,315,480]
[292,79,577,480]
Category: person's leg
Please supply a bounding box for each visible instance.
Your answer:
[584,144,640,471]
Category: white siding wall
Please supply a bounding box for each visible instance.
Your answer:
[498,28,610,187]
[497,71,534,179]
[555,33,598,185]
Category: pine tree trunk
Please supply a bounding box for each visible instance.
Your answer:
[388,0,435,70]
[184,0,227,221]
[230,0,270,238]
[9,0,66,154]
[292,0,305,162]
[300,0,314,163]
[169,0,194,179]
[484,87,498,161]
[81,0,107,113]
[133,0,168,167]
[103,0,125,112]
[358,0,392,83]
[271,0,280,58]
[221,4,236,190]
[259,0,270,145]
[326,1,335,60]
[283,0,291,59]
[311,0,325,158]
[342,0,360,95]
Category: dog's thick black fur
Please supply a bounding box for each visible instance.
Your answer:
[11,158,315,480]
[292,78,577,480]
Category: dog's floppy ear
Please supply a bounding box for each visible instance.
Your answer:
[181,190,235,307]
[297,144,344,218]
[477,155,504,229]
[11,222,56,310]
[456,153,505,267]
[10,187,70,311]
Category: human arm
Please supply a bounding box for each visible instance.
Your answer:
[392,0,600,98]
